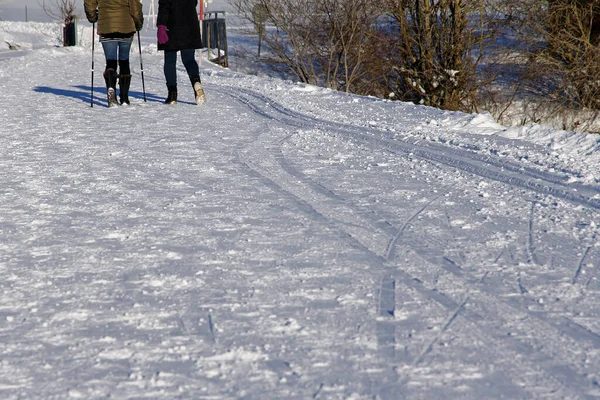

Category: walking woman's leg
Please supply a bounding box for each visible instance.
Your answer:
[101,41,118,70]
[181,49,205,104]
[117,40,132,75]
[164,50,178,104]
[117,40,132,104]
[164,50,178,87]
[180,49,200,81]
[101,41,118,106]
[101,42,118,76]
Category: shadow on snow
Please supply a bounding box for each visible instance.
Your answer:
[33,85,166,107]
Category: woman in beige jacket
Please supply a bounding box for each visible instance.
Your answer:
[84,0,144,107]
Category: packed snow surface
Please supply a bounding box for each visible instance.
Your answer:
[1,20,600,399]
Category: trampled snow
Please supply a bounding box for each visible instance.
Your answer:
[1,19,600,399]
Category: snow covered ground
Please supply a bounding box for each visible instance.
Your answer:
[1,19,600,399]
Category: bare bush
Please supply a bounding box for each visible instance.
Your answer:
[231,0,381,93]
[544,0,600,110]
[231,0,503,112]
[39,0,78,45]
[230,0,600,129]
[502,0,600,113]
[368,0,501,111]
[39,0,77,25]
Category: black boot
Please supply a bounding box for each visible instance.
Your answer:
[103,68,118,107]
[119,74,132,105]
[190,76,206,105]
[165,85,177,105]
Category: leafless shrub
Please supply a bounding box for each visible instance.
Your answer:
[231,0,504,112]
[501,0,600,113]
[39,0,78,46]
[230,0,600,129]
[39,0,77,25]
[366,0,502,111]
[231,0,381,93]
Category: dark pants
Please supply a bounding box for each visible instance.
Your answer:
[164,49,199,87]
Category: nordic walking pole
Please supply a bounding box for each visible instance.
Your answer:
[137,31,147,102]
[90,22,95,107]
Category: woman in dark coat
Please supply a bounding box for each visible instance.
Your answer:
[157,0,206,105]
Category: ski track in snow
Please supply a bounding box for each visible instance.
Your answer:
[221,84,600,210]
[1,22,600,399]
[228,83,600,398]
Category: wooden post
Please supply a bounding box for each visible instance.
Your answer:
[207,22,211,62]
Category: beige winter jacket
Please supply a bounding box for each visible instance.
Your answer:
[84,0,144,35]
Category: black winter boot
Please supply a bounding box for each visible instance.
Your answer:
[190,76,206,105]
[119,74,132,105]
[103,68,118,107]
[165,85,177,105]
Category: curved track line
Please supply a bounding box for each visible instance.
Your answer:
[221,83,600,397]
[217,84,600,210]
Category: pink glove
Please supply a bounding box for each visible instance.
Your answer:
[157,25,169,44]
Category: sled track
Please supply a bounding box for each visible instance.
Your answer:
[220,84,600,398]
[217,84,600,211]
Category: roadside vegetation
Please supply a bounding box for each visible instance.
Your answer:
[229,0,600,133]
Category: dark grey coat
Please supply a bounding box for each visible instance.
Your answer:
[157,0,202,51]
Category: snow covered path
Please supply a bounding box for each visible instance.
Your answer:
[1,23,600,399]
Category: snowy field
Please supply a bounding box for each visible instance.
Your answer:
[1,17,600,399]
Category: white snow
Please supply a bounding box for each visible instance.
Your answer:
[1,18,600,399]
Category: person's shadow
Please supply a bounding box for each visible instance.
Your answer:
[34,85,166,107]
